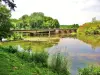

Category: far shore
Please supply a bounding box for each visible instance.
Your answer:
[23,36,60,42]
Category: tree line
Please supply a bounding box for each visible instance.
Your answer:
[11,12,60,30]
[60,24,79,29]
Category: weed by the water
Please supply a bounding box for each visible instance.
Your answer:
[78,66,100,75]
[48,53,70,75]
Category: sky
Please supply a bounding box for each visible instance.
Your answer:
[11,0,100,25]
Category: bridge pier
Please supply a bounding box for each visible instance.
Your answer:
[30,33,34,36]
[55,29,59,34]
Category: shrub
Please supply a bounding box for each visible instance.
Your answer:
[16,50,48,67]
[78,66,100,75]
[0,46,17,53]
[16,51,31,62]
[8,46,18,53]
[77,21,100,35]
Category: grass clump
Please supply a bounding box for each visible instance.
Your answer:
[48,53,70,75]
[16,51,48,67]
[78,66,100,75]
[31,52,48,67]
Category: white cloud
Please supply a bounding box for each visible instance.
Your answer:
[11,0,100,25]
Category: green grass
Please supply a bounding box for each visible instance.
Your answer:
[1,46,100,75]
[0,40,57,52]
[48,53,70,75]
[60,25,79,29]
[0,46,70,75]
[77,21,100,35]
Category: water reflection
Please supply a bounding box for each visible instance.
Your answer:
[78,35,100,49]
[48,36,100,75]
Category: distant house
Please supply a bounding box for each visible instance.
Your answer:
[92,17,96,22]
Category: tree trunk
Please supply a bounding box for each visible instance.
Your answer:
[0,37,2,42]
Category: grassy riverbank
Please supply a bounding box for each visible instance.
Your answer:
[0,46,70,75]
[0,37,60,52]
[23,36,60,42]
[1,46,100,75]
[77,21,100,35]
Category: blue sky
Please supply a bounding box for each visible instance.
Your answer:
[11,0,100,25]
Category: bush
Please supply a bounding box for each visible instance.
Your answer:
[16,50,48,67]
[16,51,31,62]
[8,46,18,53]
[77,21,100,35]
[78,66,100,75]
[0,46,17,53]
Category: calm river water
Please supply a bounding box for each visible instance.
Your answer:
[48,36,100,75]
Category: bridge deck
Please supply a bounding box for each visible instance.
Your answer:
[11,29,77,33]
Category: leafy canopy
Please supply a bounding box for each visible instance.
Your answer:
[11,12,60,30]
[0,4,12,39]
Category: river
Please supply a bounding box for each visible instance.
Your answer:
[48,36,100,75]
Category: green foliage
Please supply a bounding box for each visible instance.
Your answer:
[11,12,60,30]
[0,40,55,52]
[60,24,79,29]
[1,0,16,10]
[77,21,100,35]
[0,4,12,41]
[0,46,70,75]
[12,32,23,40]
[0,52,11,75]
[31,52,48,67]
[0,46,17,53]
[78,66,100,75]
[48,53,70,75]
[16,51,48,67]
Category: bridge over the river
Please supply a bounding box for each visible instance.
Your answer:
[11,29,77,36]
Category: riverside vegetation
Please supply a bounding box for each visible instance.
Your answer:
[77,20,100,75]
[0,46,70,75]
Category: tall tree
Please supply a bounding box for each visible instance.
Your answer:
[0,4,12,41]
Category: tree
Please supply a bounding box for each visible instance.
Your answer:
[43,16,60,29]
[0,5,12,41]
[11,12,60,30]
[1,0,16,10]
[19,15,30,29]
[53,19,60,28]
[30,12,44,29]
[10,18,18,29]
